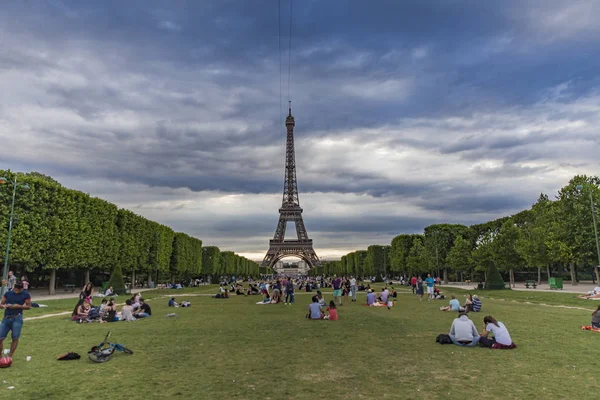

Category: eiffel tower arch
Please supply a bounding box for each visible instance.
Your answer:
[262,105,320,269]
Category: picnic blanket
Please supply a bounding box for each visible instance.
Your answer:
[581,325,600,332]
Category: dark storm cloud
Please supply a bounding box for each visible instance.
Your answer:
[1,0,600,254]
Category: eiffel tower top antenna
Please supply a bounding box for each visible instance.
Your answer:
[288,100,291,116]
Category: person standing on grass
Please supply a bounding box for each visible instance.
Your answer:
[416,277,424,301]
[0,281,31,359]
[285,278,294,305]
[410,275,417,294]
[7,271,16,291]
[425,273,435,300]
[350,276,357,302]
[332,275,342,306]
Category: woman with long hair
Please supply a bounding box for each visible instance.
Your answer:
[71,299,91,322]
[464,294,473,312]
[480,315,516,349]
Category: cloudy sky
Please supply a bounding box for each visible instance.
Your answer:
[1,1,599,261]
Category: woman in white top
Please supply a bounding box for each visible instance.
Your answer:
[480,315,516,349]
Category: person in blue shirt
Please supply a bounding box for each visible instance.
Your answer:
[0,281,32,358]
[425,273,435,300]
[440,294,462,311]
[366,290,376,305]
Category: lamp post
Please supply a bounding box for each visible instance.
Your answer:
[0,175,30,296]
[576,184,600,284]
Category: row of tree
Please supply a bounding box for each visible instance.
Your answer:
[0,171,264,293]
[309,175,600,287]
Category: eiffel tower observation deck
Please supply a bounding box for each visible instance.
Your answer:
[262,104,320,269]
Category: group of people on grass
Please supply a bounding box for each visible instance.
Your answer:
[71,283,151,323]
[448,312,516,349]
[306,296,338,320]
[439,294,482,312]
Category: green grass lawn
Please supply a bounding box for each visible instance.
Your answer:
[2,287,600,399]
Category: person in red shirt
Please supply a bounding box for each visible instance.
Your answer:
[324,300,338,321]
[411,276,417,294]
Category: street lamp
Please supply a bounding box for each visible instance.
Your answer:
[576,184,600,284]
[0,175,30,296]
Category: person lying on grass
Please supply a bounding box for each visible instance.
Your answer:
[440,295,461,312]
[324,300,338,320]
[306,295,324,319]
[449,311,480,347]
[479,315,516,349]
[578,289,600,299]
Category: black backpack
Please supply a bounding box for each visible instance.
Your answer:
[436,334,453,345]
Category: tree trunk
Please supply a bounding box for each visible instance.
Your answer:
[570,262,577,285]
[443,267,448,284]
[131,270,136,289]
[49,269,56,295]
[84,269,90,285]
[147,272,152,288]
[547,265,551,280]
[484,271,487,282]
[509,269,515,288]
[537,266,542,285]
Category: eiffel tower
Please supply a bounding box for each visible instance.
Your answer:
[262,103,320,269]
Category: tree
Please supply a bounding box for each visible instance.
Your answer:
[485,263,505,290]
[406,237,428,275]
[446,236,474,281]
[423,224,470,283]
[494,219,526,288]
[107,264,127,295]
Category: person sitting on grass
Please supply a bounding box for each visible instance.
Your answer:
[324,300,338,320]
[378,287,389,303]
[105,286,116,297]
[121,299,136,321]
[449,311,480,347]
[471,295,482,312]
[479,316,516,349]
[103,298,117,322]
[71,299,91,322]
[134,298,151,319]
[366,289,376,306]
[306,295,324,320]
[168,297,179,307]
[316,291,327,307]
[99,299,108,316]
[592,305,600,329]
[440,295,461,312]
[464,294,473,312]
[131,293,141,311]
[578,288,600,299]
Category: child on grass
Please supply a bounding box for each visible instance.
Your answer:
[324,300,338,320]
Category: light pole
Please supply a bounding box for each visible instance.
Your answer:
[576,184,600,284]
[0,175,30,296]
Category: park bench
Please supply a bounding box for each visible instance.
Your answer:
[64,284,76,293]
[525,280,537,289]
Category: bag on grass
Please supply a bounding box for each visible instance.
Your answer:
[436,334,453,345]
[58,352,81,361]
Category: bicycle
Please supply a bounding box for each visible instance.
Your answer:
[88,331,133,363]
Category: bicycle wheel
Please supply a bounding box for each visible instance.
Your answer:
[88,351,112,363]
[114,344,134,355]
